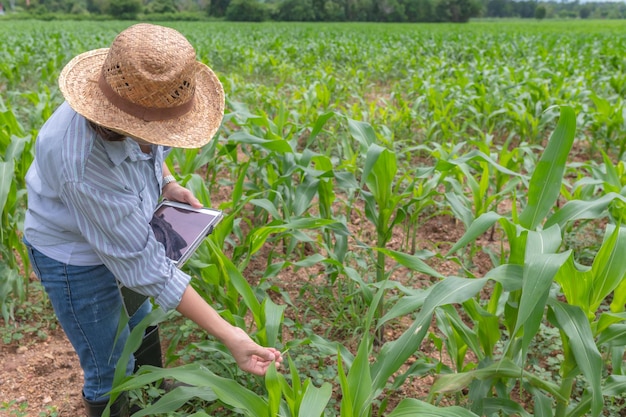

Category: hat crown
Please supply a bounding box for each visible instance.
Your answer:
[102,24,197,110]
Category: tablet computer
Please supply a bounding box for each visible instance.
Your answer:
[119,200,223,316]
[150,200,223,267]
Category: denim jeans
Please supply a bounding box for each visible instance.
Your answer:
[24,240,152,401]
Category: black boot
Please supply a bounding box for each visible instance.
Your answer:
[133,325,187,393]
[83,392,129,417]
[133,325,163,371]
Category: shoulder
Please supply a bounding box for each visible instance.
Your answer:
[36,102,97,183]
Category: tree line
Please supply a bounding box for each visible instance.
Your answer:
[2,0,625,24]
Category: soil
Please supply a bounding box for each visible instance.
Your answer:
[0,169,498,417]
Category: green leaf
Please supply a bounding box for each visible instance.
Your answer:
[347,118,376,150]
[510,252,570,358]
[131,386,218,417]
[298,383,332,417]
[250,198,282,220]
[554,252,592,315]
[265,363,281,417]
[590,225,626,311]
[375,247,444,279]
[544,193,626,229]
[447,211,502,255]
[532,391,554,417]
[207,239,262,320]
[307,111,334,146]
[519,105,576,230]
[362,145,397,212]
[387,398,480,416]
[604,375,626,396]
[261,297,286,347]
[371,277,488,396]
[346,334,373,417]
[337,349,354,417]
[430,358,564,401]
[0,161,14,213]
[228,131,293,153]
[482,398,532,417]
[548,300,603,416]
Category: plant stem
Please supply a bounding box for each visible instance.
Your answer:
[375,231,386,345]
[554,373,576,417]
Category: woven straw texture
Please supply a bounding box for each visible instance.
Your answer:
[58,24,224,149]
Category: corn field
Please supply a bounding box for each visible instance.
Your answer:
[2,19,626,416]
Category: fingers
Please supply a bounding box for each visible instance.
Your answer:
[163,184,202,208]
[185,191,202,208]
[240,347,284,376]
[179,187,202,208]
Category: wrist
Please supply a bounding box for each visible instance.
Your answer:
[162,174,177,190]
[220,325,248,347]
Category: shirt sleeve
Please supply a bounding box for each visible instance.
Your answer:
[60,180,191,311]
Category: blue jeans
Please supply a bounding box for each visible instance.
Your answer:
[24,240,152,402]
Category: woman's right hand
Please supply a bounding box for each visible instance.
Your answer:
[223,326,283,376]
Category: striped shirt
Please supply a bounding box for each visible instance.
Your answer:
[24,102,190,311]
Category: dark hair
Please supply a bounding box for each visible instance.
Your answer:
[88,120,126,142]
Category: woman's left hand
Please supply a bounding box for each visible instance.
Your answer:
[162,182,202,208]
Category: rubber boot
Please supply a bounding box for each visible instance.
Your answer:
[133,325,186,393]
[83,392,129,417]
[133,325,163,371]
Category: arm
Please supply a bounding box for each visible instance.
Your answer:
[162,164,282,375]
[176,285,283,376]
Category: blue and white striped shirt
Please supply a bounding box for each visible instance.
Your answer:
[24,102,190,311]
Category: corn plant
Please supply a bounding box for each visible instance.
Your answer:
[0,102,32,323]
[423,106,626,415]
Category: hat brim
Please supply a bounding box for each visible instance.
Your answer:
[58,48,225,149]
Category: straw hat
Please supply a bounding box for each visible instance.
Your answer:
[58,23,224,149]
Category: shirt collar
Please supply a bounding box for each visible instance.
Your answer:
[102,137,153,165]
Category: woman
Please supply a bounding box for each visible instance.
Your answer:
[23,23,282,417]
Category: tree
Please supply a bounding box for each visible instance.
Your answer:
[486,0,509,17]
[209,0,229,16]
[404,0,435,21]
[225,0,268,20]
[277,0,316,20]
[376,0,406,21]
[108,0,141,18]
[323,0,345,20]
[513,0,536,18]
[435,0,478,22]
[145,0,177,13]
[579,5,590,19]
[534,3,545,19]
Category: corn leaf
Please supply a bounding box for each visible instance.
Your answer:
[265,363,281,417]
[348,118,376,151]
[519,105,576,230]
[509,252,570,358]
[544,192,626,229]
[261,297,286,347]
[371,277,489,396]
[298,381,332,417]
[130,386,218,417]
[430,358,564,400]
[548,299,603,417]
[387,398,480,416]
[228,131,293,154]
[590,225,626,311]
[446,211,502,255]
[0,161,14,214]
[337,349,354,417]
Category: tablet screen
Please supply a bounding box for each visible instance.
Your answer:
[150,203,222,264]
